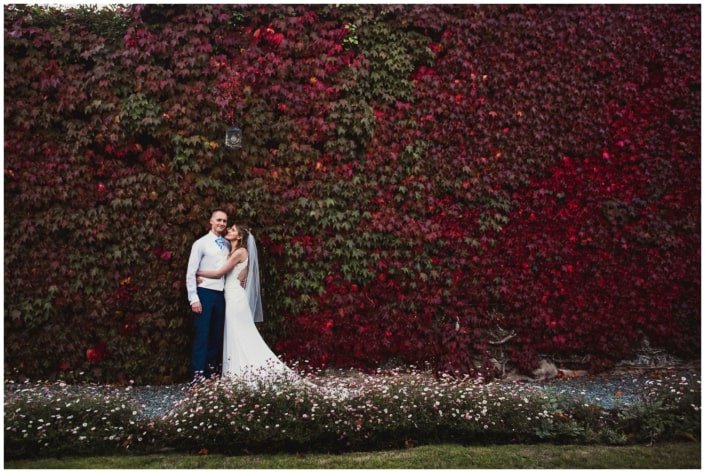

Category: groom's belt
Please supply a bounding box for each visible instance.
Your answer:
[197,285,225,293]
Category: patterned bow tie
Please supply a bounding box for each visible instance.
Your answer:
[215,237,227,250]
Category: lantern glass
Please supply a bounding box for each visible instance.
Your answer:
[225,127,242,149]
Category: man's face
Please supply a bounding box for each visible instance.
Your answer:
[210,211,228,235]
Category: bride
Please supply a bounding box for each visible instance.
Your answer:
[196,224,295,381]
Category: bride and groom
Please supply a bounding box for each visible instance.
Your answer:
[185,209,292,383]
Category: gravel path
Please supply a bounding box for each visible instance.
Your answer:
[530,372,652,409]
[126,384,192,420]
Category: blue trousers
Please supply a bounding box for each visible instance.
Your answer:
[191,287,225,380]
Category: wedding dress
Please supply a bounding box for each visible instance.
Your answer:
[222,258,296,380]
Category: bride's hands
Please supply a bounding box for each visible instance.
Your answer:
[196,277,204,285]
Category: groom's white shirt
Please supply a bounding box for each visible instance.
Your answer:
[186,231,231,305]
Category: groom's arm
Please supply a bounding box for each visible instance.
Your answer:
[186,240,203,312]
[238,267,247,288]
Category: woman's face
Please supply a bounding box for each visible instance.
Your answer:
[225,225,240,242]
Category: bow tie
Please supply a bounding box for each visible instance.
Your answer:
[215,237,228,250]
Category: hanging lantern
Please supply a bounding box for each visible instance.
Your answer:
[224,126,242,150]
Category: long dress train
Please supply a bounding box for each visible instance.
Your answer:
[222,258,296,381]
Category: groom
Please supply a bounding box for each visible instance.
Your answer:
[186,209,230,382]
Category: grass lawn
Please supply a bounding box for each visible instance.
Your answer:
[5,442,700,469]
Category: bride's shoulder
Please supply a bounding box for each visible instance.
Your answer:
[230,247,248,260]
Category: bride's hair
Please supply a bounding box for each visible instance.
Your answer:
[230,223,250,253]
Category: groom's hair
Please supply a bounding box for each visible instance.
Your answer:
[211,208,227,218]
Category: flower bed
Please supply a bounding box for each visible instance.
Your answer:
[5,370,700,459]
[158,369,555,452]
[4,381,145,458]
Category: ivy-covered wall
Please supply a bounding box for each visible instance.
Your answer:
[4,5,700,384]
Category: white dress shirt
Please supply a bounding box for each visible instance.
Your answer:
[186,231,231,305]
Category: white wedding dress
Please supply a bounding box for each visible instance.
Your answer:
[222,258,295,381]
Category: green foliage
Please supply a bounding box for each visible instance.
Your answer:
[4,4,700,383]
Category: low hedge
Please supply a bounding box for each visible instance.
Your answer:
[5,370,700,459]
